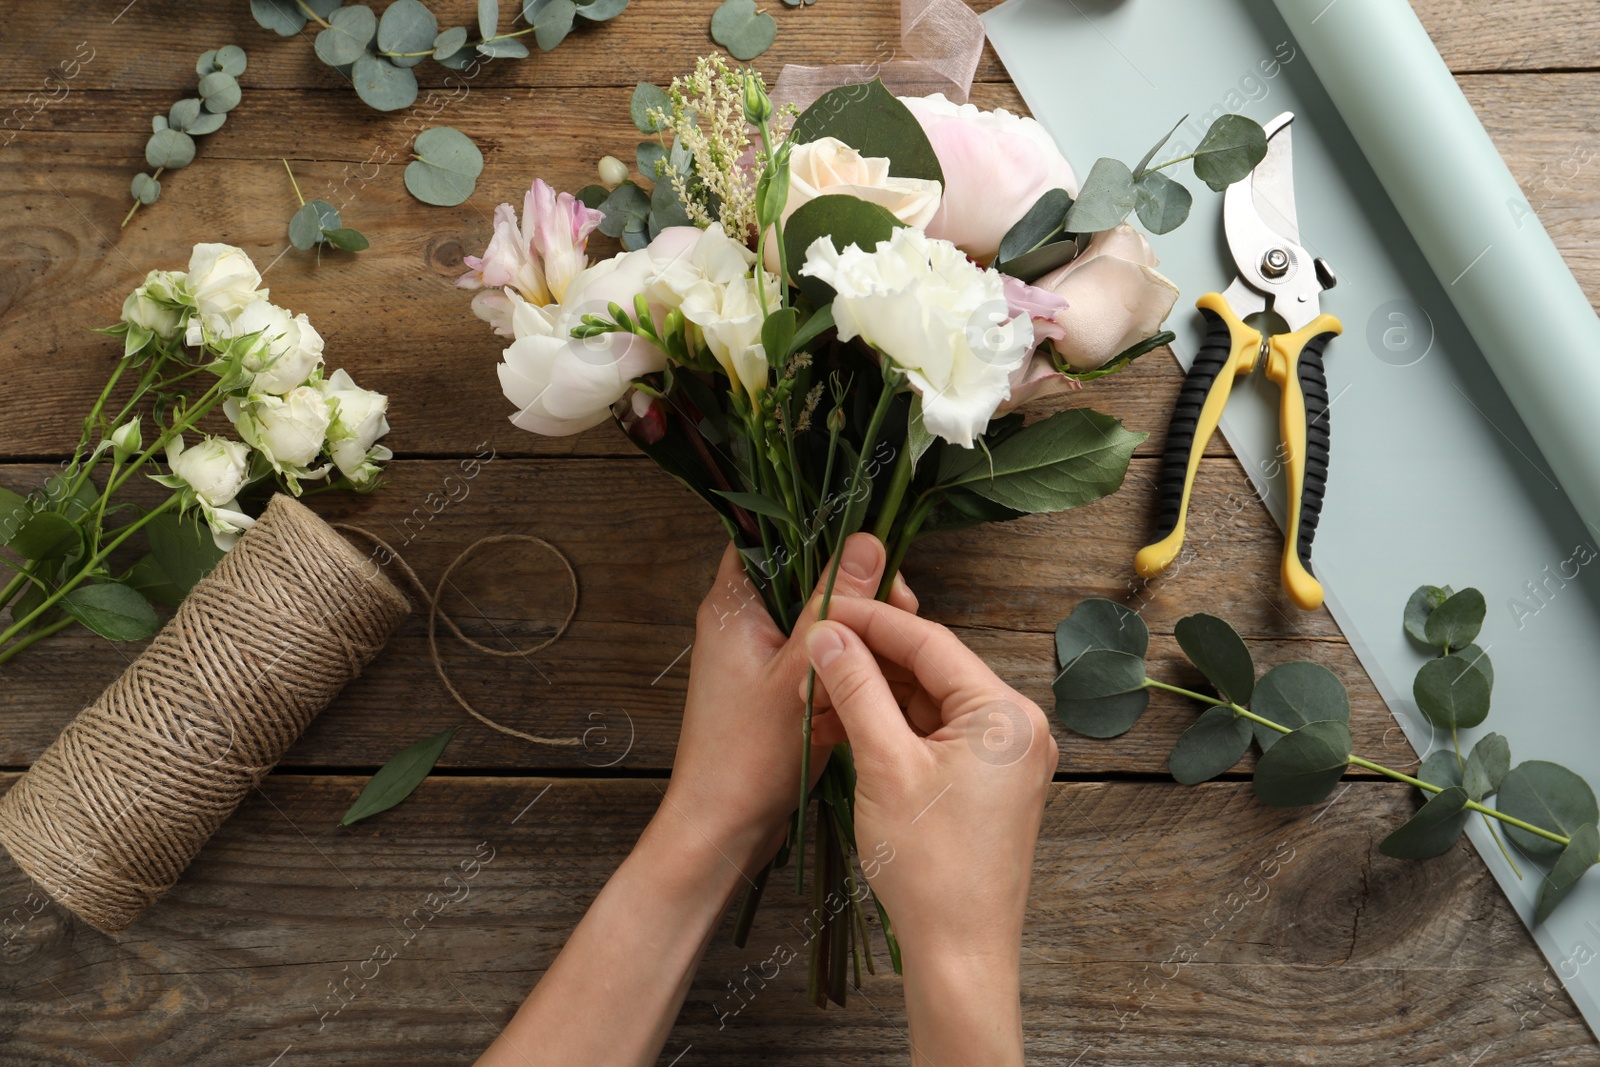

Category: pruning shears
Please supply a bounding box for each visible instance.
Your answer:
[1135,111,1341,611]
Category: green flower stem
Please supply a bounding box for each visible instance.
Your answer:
[0,567,35,614]
[876,489,936,601]
[0,496,179,652]
[1455,725,1522,876]
[120,166,165,228]
[293,0,331,28]
[283,158,305,206]
[0,615,74,666]
[1142,676,1573,848]
[797,371,898,894]
[105,380,225,500]
[869,426,915,547]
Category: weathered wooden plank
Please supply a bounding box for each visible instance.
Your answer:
[0,775,1589,1065]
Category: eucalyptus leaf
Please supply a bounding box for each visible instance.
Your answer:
[936,408,1145,514]
[404,126,482,204]
[635,140,668,180]
[251,0,309,35]
[1056,689,1150,739]
[1168,706,1252,784]
[650,173,691,229]
[1403,584,1450,646]
[1134,170,1192,235]
[574,183,610,209]
[290,199,341,251]
[131,172,161,205]
[377,0,437,62]
[1536,823,1600,923]
[1424,587,1485,651]
[1379,785,1470,860]
[198,71,242,113]
[996,188,1072,267]
[790,80,943,185]
[340,727,460,825]
[168,97,202,132]
[1055,597,1149,665]
[596,180,650,237]
[993,238,1080,284]
[1132,114,1186,178]
[352,53,418,112]
[1192,114,1269,192]
[1252,719,1351,807]
[1454,642,1494,692]
[576,0,628,19]
[533,0,577,49]
[186,109,227,136]
[1418,748,1463,792]
[1413,654,1491,729]
[477,37,530,57]
[1064,157,1136,232]
[59,583,160,642]
[216,45,248,76]
[631,82,671,133]
[196,49,219,75]
[1462,732,1511,801]
[1174,612,1254,705]
[1249,660,1348,752]
[477,0,499,38]
[152,114,167,132]
[322,226,369,251]
[1055,648,1146,703]
[783,194,905,305]
[145,128,196,169]
[711,0,777,61]
[1497,760,1599,858]
[433,25,469,59]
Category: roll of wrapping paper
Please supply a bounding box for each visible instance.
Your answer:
[1271,0,1600,545]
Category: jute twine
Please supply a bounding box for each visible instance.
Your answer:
[0,494,411,934]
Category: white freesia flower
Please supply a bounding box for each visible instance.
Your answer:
[152,434,255,549]
[799,228,1033,448]
[224,300,326,394]
[120,269,188,340]
[761,137,942,271]
[185,243,264,331]
[225,385,332,487]
[646,223,778,399]
[316,368,392,487]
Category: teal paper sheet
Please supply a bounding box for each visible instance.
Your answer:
[986,0,1600,1034]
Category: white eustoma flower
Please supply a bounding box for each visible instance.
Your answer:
[224,386,333,489]
[316,368,392,487]
[225,300,326,394]
[120,269,188,340]
[799,228,1033,449]
[185,243,264,332]
[154,434,255,550]
[645,223,778,399]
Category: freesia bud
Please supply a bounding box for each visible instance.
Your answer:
[742,70,773,125]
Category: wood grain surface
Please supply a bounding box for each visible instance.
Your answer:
[1,0,1597,1062]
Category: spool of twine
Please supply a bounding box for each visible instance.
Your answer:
[0,494,410,934]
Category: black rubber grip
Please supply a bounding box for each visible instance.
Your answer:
[1151,307,1234,543]
[1294,331,1336,573]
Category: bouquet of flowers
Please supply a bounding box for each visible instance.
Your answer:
[0,243,391,664]
[458,57,1261,1005]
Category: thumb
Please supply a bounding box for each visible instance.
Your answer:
[805,620,913,765]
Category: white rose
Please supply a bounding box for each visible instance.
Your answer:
[155,433,256,549]
[799,228,1032,449]
[317,368,392,486]
[1032,224,1179,371]
[186,243,263,323]
[229,300,326,394]
[120,269,188,340]
[109,417,142,462]
[760,137,942,271]
[225,385,333,478]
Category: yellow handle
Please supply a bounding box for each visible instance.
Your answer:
[1264,314,1343,611]
[1135,292,1262,580]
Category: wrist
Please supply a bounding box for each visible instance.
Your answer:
[902,945,1024,1067]
[649,790,783,894]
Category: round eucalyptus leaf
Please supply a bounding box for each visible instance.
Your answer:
[1056,689,1149,740]
[533,0,576,49]
[186,109,227,135]
[1168,705,1252,785]
[405,126,483,205]
[478,0,499,38]
[1174,612,1254,705]
[1403,584,1450,646]
[321,226,369,251]
[1250,661,1349,752]
[1453,643,1494,692]
[1462,731,1511,801]
[596,180,650,237]
[1252,719,1350,807]
[196,49,219,75]
[1413,654,1490,730]
[636,140,668,180]
[1418,748,1463,793]
[1064,157,1136,233]
[631,82,671,134]
[1497,760,1599,859]
[198,71,241,113]
[575,183,610,209]
[1379,785,1470,860]
[168,97,202,132]
[576,0,628,20]
[1133,170,1192,235]
[1055,597,1148,666]
[152,114,167,132]
[711,0,777,61]
[378,0,437,60]
[1536,823,1600,923]
[216,45,248,76]
[290,199,341,251]
[315,4,378,66]
[1053,647,1146,701]
[478,37,531,58]
[435,46,474,69]
[650,172,690,228]
[145,128,197,169]
[251,0,308,36]
[433,25,469,59]
[131,172,161,205]
[352,52,418,111]
[1424,587,1485,651]
[1192,114,1269,192]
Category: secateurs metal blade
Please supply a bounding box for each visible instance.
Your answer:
[1134,111,1342,611]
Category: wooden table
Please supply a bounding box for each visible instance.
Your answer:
[2,1,1598,1062]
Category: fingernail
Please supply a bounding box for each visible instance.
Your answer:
[806,625,845,670]
[840,535,878,581]
[892,572,912,599]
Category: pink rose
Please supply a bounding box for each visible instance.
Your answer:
[899,93,1077,265]
[1032,225,1180,372]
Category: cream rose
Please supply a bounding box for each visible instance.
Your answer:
[317,368,393,487]
[186,243,263,325]
[229,300,326,395]
[1033,225,1180,372]
[225,385,333,486]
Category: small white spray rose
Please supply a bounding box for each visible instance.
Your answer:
[185,243,263,326]
[109,417,142,463]
[120,270,188,340]
[153,434,256,549]
[225,385,333,488]
[316,369,392,487]
[227,300,327,394]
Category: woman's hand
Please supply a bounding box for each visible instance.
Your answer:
[664,532,919,868]
[802,597,1058,1067]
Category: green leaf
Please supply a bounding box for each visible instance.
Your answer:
[1413,654,1491,730]
[1062,329,1174,383]
[197,70,242,113]
[1379,785,1470,859]
[340,727,460,825]
[152,114,167,132]
[1174,612,1254,705]
[126,553,185,609]
[631,82,671,133]
[1249,660,1348,752]
[1056,690,1150,739]
[1064,157,1136,232]
[576,0,628,19]
[0,485,32,543]
[532,0,576,49]
[790,80,943,185]
[995,188,1072,267]
[404,126,483,205]
[1454,642,1494,692]
[788,302,834,357]
[1191,114,1268,192]
[1462,732,1511,801]
[992,237,1081,284]
[377,0,437,63]
[216,45,248,76]
[1497,760,1600,858]
[1054,648,1145,702]
[1055,597,1149,664]
[186,109,227,136]
[936,408,1145,514]
[131,172,161,205]
[784,193,905,306]
[1418,748,1463,792]
[321,226,369,251]
[1052,600,1149,738]
[144,511,225,598]
[477,0,499,38]
[760,306,797,368]
[597,180,650,237]
[251,0,308,35]
[478,36,530,57]
[315,3,378,64]
[1252,719,1351,807]
[713,489,795,527]
[574,183,610,209]
[906,394,935,465]
[433,25,469,59]
[711,0,777,61]
[168,97,202,132]
[1133,170,1192,235]
[1424,587,1485,651]
[1132,114,1186,179]
[59,582,160,642]
[10,510,80,561]
[1536,823,1599,923]
[650,172,691,229]
[1168,706,1252,784]
[290,199,341,251]
[352,53,419,112]
[196,49,219,75]
[1403,584,1450,646]
[145,128,196,170]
